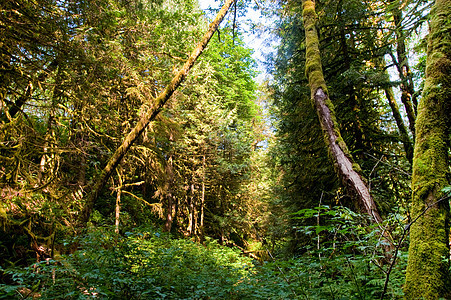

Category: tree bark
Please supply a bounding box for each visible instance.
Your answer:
[384,87,413,164]
[115,170,123,234]
[199,154,206,242]
[375,54,413,164]
[404,0,451,298]
[79,0,235,224]
[164,155,175,232]
[383,85,414,164]
[302,0,388,230]
[164,193,175,232]
[187,182,196,236]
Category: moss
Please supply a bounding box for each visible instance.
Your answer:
[302,0,316,19]
[302,0,358,172]
[404,0,451,298]
[352,162,362,174]
[302,0,328,95]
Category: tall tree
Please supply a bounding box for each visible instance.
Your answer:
[301,0,386,228]
[80,0,236,224]
[162,30,259,242]
[378,57,414,164]
[404,0,451,298]
[390,0,418,137]
[268,0,413,252]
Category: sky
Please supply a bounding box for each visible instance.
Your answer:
[198,0,277,82]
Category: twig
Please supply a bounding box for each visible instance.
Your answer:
[368,155,384,192]
[253,0,262,10]
[364,152,411,176]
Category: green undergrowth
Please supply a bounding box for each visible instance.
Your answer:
[0,208,407,299]
[0,226,254,299]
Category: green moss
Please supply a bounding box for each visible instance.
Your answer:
[302,0,327,95]
[352,162,362,174]
[302,0,316,18]
[404,0,451,298]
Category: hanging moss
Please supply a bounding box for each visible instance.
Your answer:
[404,0,451,298]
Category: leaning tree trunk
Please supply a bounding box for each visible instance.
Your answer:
[375,54,413,164]
[404,0,451,298]
[301,0,389,234]
[383,83,414,164]
[79,0,236,224]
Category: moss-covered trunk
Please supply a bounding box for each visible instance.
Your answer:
[79,0,235,224]
[404,0,451,298]
[301,0,388,231]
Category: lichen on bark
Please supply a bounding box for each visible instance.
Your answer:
[404,0,451,298]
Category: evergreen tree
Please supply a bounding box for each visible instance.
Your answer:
[269,0,412,251]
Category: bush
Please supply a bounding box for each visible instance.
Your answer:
[1,226,256,299]
[0,207,408,299]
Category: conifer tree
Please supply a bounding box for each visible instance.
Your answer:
[80,0,236,223]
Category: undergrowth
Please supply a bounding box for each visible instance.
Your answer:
[0,206,407,299]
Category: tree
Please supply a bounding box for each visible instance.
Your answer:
[268,0,415,253]
[301,0,386,229]
[388,0,434,140]
[80,0,236,224]
[158,30,260,243]
[378,57,414,164]
[404,0,451,298]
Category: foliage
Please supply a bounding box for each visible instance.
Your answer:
[0,0,267,248]
[267,0,414,254]
[0,208,408,299]
[0,226,255,299]
[0,0,448,298]
[271,205,407,299]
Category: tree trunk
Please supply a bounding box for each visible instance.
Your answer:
[199,154,206,242]
[384,86,413,164]
[164,155,175,232]
[187,182,196,236]
[404,0,451,298]
[164,193,174,233]
[375,54,413,164]
[115,180,122,234]
[79,0,235,224]
[392,1,417,137]
[302,0,388,232]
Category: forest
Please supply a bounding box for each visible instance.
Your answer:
[0,0,450,299]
